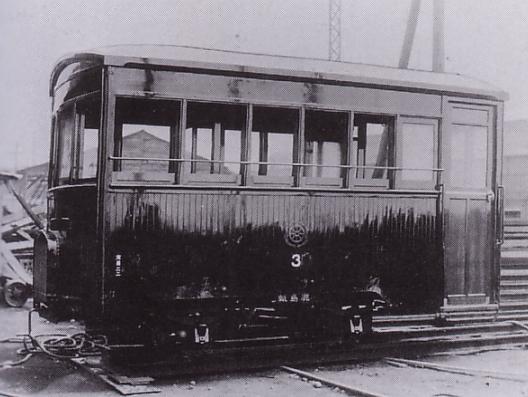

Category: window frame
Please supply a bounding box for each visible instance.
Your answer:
[111,96,181,184]
[49,115,58,188]
[300,107,350,188]
[74,94,102,182]
[247,104,301,187]
[182,100,246,186]
[446,103,493,191]
[55,102,76,186]
[103,91,447,192]
[53,92,103,187]
[349,113,395,189]
[395,117,439,190]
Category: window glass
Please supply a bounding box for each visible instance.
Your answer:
[77,98,101,179]
[57,106,74,181]
[353,115,393,179]
[82,129,98,177]
[121,124,171,172]
[401,123,435,181]
[224,129,242,174]
[251,107,298,177]
[114,98,180,173]
[185,102,245,175]
[304,110,347,179]
[450,125,487,188]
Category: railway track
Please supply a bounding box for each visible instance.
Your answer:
[82,324,528,395]
[279,350,528,397]
[105,320,528,377]
[71,345,528,397]
[4,308,528,396]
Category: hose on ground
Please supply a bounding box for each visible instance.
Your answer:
[0,333,108,368]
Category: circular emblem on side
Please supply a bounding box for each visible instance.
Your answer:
[285,223,308,247]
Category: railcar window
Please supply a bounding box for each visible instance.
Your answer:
[250,107,299,179]
[450,125,488,188]
[77,98,101,179]
[57,105,75,182]
[185,102,245,175]
[400,122,436,182]
[353,115,393,181]
[304,110,348,179]
[114,98,180,173]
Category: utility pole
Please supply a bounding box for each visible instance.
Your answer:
[399,0,421,69]
[399,0,446,72]
[328,0,342,61]
[432,0,445,72]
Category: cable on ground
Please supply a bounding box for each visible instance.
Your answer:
[0,309,108,369]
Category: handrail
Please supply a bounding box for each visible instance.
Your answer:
[108,156,444,173]
[497,185,505,245]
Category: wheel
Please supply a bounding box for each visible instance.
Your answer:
[4,282,29,308]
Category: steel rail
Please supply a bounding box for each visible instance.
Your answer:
[281,365,390,397]
[384,357,528,383]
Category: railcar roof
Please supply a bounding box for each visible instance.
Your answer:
[50,44,507,100]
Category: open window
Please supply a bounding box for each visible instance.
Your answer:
[352,114,394,188]
[396,118,438,189]
[302,109,348,187]
[76,96,101,180]
[54,95,102,186]
[184,102,245,185]
[56,104,75,185]
[250,106,299,186]
[113,97,180,184]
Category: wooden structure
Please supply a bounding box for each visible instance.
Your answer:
[0,172,33,307]
[34,46,506,353]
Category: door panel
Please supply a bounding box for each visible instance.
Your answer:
[443,101,497,306]
[445,198,467,297]
[467,198,492,295]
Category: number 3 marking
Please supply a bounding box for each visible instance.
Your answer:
[291,254,302,268]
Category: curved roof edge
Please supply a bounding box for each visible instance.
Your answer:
[50,45,508,101]
[49,53,104,96]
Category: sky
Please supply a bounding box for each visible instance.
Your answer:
[0,0,527,170]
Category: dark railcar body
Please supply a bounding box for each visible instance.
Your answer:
[34,46,505,352]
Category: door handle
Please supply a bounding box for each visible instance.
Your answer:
[486,192,495,203]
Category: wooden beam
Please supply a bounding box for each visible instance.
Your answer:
[4,180,44,230]
[258,132,268,176]
[212,122,222,174]
[191,127,198,173]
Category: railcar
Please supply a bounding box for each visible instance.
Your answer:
[34,45,505,358]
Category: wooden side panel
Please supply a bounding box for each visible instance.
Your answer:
[107,191,438,233]
[467,198,491,295]
[104,190,443,314]
[444,196,492,304]
[112,69,442,117]
[444,197,466,297]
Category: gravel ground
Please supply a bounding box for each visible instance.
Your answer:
[1,303,528,396]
